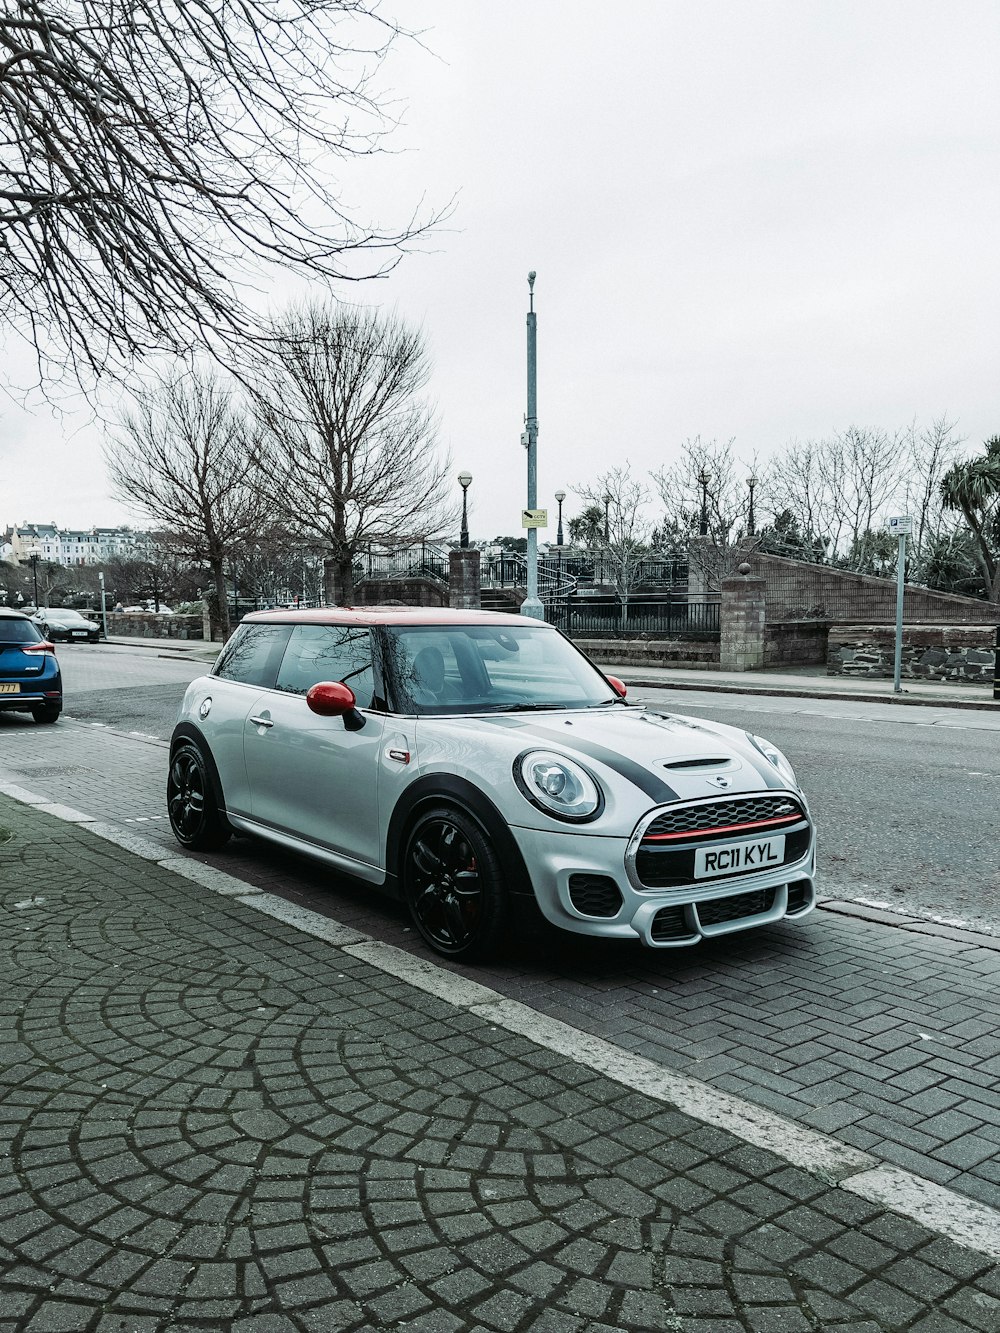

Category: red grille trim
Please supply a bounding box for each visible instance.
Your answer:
[642,813,802,843]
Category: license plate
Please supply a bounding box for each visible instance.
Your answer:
[694,834,785,879]
[0,683,20,693]
[72,630,86,636]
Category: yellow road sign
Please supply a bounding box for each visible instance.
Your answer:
[521,508,548,529]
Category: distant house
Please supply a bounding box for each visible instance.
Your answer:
[10,523,153,567]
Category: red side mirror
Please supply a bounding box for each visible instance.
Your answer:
[306,680,357,717]
[607,675,627,699]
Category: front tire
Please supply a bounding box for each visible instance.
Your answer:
[403,805,509,961]
[167,742,231,851]
[31,702,60,724]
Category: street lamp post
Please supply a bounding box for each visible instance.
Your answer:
[554,489,566,615]
[697,469,711,537]
[747,474,757,538]
[28,552,39,608]
[521,272,543,619]
[458,472,473,549]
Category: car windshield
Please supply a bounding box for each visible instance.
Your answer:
[45,609,85,623]
[0,617,42,643]
[383,623,618,715]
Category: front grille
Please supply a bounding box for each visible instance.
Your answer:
[635,795,810,890]
[696,887,775,927]
[644,795,805,839]
[568,874,623,919]
[650,905,694,942]
[635,826,812,889]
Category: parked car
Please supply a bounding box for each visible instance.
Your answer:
[0,609,62,724]
[168,608,816,960]
[31,607,101,643]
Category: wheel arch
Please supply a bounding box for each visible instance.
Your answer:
[386,774,534,900]
[169,722,228,820]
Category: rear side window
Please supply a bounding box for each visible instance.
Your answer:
[275,625,375,706]
[0,618,42,644]
[213,623,291,687]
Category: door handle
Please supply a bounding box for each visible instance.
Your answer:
[249,715,274,728]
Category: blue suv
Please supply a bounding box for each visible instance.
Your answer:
[0,609,62,724]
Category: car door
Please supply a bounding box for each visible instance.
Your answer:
[201,623,292,817]
[243,624,385,870]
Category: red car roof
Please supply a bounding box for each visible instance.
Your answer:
[242,606,541,629]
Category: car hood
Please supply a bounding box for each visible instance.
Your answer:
[414,705,794,835]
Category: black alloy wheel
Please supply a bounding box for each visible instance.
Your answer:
[31,702,60,724]
[403,805,509,961]
[167,743,231,851]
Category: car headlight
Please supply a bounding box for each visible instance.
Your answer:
[515,750,603,822]
[746,733,797,787]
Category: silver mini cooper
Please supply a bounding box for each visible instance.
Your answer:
[168,607,816,960]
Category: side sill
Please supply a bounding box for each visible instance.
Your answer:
[226,813,386,886]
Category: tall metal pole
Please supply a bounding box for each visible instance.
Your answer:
[893,531,906,694]
[522,272,543,619]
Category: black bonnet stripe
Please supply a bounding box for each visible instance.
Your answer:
[524,726,679,803]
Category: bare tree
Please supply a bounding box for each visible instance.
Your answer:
[105,370,270,637]
[576,466,653,629]
[651,437,763,587]
[900,416,963,571]
[246,302,452,606]
[651,437,756,548]
[0,0,440,384]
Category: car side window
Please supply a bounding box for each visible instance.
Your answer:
[274,625,375,706]
[213,624,292,688]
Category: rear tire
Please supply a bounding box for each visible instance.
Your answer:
[31,703,60,724]
[403,805,509,961]
[167,742,231,850]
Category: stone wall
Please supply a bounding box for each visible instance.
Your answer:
[106,613,203,639]
[828,624,997,684]
[749,552,997,624]
[354,578,447,608]
[765,620,829,668]
[574,638,720,669]
[720,577,766,671]
[449,550,481,611]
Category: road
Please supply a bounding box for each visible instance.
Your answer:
[4,640,1000,1212]
[37,640,1000,934]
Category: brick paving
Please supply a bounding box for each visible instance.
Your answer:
[1,795,999,1331]
[3,716,1000,1216]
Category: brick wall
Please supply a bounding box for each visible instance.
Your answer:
[750,552,997,624]
[354,578,447,608]
[828,624,997,683]
[576,638,720,669]
[765,620,828,667]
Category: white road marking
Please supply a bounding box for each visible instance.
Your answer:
[7,786,1000,1263]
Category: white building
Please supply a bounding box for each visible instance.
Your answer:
[10,523,153,567]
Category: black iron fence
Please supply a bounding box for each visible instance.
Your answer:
[547,594,720,639]
[355,550,448,585]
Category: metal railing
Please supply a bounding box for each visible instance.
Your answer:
[547,594,720,638]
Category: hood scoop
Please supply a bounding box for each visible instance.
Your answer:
[660,756,738,772]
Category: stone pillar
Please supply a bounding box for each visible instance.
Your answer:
[449,549,481,610]
[720,576,766,672]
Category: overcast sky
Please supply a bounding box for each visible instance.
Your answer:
[2,0,998,542]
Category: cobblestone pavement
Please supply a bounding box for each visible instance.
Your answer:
[2,795,1000,1331]
[2,715,1000,1219]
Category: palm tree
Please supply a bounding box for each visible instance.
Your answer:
[940,436,1000,602]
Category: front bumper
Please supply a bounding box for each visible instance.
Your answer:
[511,795,817,947]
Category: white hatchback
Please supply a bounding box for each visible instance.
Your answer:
[168,607,816,960]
